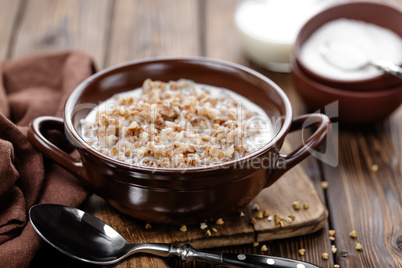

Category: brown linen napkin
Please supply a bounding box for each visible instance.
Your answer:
[0,51,95,268]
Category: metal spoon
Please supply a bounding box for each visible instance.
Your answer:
[29,204,320,267]
[320,40,402,79]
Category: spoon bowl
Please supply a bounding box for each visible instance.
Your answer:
[29,204,321,267]
[29,204,137,264]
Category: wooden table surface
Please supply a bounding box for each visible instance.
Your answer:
[1,0,401,267]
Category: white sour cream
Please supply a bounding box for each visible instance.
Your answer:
[300,18,402,81]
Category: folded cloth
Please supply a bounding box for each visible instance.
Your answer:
[0,51,95,268]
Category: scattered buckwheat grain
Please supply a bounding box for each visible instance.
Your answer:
[293,201,301,210]
[371,164,378,172]
[200,222,208,230]
[263,210,270,217]
[350,230,357,238]
[216,218,224,225]
[205,229,211,236]
[321,181,329,189]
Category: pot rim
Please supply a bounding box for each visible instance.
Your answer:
[64,56,293,174]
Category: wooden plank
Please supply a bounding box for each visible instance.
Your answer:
[316,3,402,266]
[105,0,201,67]
[241,69,336,268]
[321,107,402,267]
[204,0,244,62]
[0,0,21,60]
[10,0,112,67]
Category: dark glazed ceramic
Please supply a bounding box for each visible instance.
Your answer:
[28,57,330,224]
[294,1,402,91]
[292,57,402,124]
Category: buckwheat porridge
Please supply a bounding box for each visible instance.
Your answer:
[80,79,273,168]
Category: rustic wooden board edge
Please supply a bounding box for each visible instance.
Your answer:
[172,209,328,249]
[256,208,328,242]
[176,233,256,249]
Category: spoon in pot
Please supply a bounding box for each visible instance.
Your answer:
[320,40,402,79]
[30,204,320,267]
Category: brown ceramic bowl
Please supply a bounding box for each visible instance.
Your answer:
[292,57,402,124]
[28,57,330,224]
[294,1,402,91]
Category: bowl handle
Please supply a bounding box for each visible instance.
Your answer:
[268,113,331,186]
[28,116,87,181]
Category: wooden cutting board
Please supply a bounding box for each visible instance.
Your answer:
[84,144,327,267]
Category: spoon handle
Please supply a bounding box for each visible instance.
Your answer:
[371,60,402,79]
[220,253,321,268]
[172,244,321,268]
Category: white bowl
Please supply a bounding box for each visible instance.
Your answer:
[234,0,335,72]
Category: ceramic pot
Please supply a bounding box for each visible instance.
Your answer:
[292,57,402,124]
